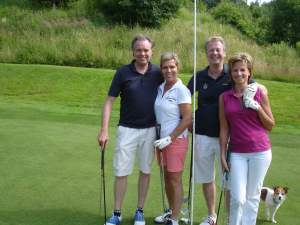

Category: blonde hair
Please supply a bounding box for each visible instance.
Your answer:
[228,52,254,83]
[205,36,226,53]
[160,52,180,69]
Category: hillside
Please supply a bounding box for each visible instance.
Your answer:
[1,2,300,225]
[0,1,300,82]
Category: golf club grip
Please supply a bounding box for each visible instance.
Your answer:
[155,124,161,140]
[225,148,231,181]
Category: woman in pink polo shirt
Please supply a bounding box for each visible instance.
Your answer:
[219,53,275,225]
[153,52,192,225]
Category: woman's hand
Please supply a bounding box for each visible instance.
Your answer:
[221,153,230,173]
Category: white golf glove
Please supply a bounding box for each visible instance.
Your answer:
[243,83,258,102]
[154,136,172,150]
[244,97,261,111]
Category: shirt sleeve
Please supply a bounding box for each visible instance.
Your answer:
[177,85,192,105]
[187,76,194,95]
[108,70,122,97]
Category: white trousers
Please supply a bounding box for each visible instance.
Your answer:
[229,150,272,225]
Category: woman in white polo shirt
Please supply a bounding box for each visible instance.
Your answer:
[153,52,192,225]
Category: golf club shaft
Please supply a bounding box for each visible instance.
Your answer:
[100,145,107,223]
[216,149,230,225]
[159,150,167,211]
[216,182,224,224]
[187,135,193,216]
[155,124,167,212]
[180,135,193,223]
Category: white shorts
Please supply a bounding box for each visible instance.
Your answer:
[113,126,156,176]
[194,135,222,184]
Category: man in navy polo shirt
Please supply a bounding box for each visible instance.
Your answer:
[98,34,163,225]
[187,36,231,225]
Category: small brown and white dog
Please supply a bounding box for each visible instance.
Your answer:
[260,186,288,223]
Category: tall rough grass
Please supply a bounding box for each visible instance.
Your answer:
[0,5,300,82]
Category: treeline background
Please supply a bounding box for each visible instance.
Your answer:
[0,0,299,81]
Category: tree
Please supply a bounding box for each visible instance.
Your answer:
[99,0,183,27]
[31,0,72,8]
[269,0,300,46]
[203,0,221,8]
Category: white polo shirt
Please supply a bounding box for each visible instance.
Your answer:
[154,79,192,138]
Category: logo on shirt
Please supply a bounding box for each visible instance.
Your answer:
[203,83,208,90]
[166,96,176,103]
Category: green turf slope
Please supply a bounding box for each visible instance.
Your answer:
[0,63,299,225]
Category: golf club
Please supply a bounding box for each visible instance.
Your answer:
[180,136,194,224]
[155,124,167,212]
[216,171,228,225]
[216,150,230,225]
[100,144,107,224]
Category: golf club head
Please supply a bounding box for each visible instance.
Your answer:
[179,217,190,225]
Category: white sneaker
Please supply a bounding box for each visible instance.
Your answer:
[154,209,172,224]
[166,218,179,225]
[199,214,217,225]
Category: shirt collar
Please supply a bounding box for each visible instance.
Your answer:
[205,65,228,80]
[129,60,152,74]
[159,78,183,92]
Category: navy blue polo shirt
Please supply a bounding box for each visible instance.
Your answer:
[108,60,163,128]
[187,66,231,137]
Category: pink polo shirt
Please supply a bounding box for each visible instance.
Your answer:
[222,88,271,153]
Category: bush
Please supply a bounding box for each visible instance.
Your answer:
[31,0,74,8]
[210,1,259,40]
[203,0,221,8]
[98,0,183,27]
[296,41,300,56]
[266,41,290,57]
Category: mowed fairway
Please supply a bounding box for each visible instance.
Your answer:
[0,63,300,225]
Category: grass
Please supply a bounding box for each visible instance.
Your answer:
[1,63,300,126]
[0,3,300,82]
[0,112,101,225]
[0,63,300,225]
